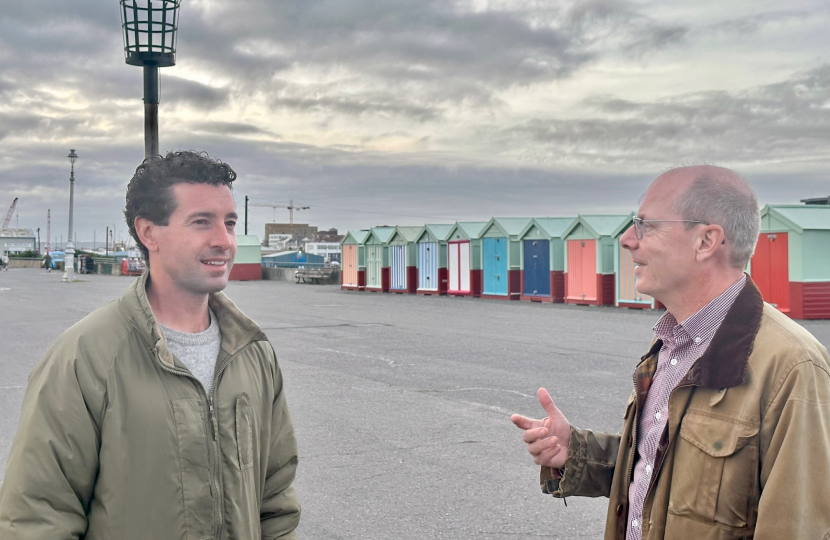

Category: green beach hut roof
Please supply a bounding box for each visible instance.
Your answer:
[391,226,423,243]
[455,221,488,239]
[340,230,371,245]
[235,235,262,247]
[368,226,396,244]
[519,217,576,239]
[563,214,631,239]
[763,205,830,233]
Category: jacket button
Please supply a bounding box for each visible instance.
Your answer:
[616,504,625,516]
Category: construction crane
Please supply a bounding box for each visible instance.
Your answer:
[248,199,310,225]
[2,198,18,228]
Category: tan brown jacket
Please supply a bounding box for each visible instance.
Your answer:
[543,279,830,539]
[0,272,300,539]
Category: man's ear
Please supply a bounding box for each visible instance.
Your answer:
[695,224,726,262]
[134,217,161,254]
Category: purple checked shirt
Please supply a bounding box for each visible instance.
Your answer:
[625,275,746,540]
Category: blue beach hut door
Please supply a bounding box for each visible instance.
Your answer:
[523,239,550,297]
[390,245,407,290]
[418,242,438,290]
[483,237,508,295]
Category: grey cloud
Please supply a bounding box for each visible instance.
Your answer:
[187,121,275,136]
[271,96,442,121]
[0,112,104,142]
[706,9,813,35]
[623,25,688,57]
[0,113,43,141]
[176,0,674,106]
[0,0,704,126]
[568,0,638,25]
[497,63,830,168]
[162,76,230,108]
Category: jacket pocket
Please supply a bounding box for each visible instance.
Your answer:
[171,397,214,540]
[669,411,759,528]
[235,394,254,470]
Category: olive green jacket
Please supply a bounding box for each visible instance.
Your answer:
[0,272,301,539]
[543,278,830,539]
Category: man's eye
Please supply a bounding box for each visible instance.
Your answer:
[194,219,210,226]
[226,221,237,229]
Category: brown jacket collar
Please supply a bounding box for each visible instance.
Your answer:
[641,275,765,390]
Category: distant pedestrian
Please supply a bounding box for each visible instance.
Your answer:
[1,254,8,271]
[43,251,52,272]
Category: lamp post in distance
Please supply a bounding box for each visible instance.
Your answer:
[62,149,78,283]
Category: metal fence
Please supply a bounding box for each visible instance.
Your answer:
[261,260,328,269]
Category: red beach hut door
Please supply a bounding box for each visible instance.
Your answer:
[751,232,790,312]
[566,239,597,302]
[343,245,357,286]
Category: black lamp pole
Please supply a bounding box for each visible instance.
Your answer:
[144,65,160,157]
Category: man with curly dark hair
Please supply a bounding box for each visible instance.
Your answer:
[0,151,302,540]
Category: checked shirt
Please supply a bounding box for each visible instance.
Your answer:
[625,275,746,540]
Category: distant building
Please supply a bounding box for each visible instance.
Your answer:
[0,228,36,255]
[305,242,342,263]
[267,234,293,250]
[263,223,318,246]
[801,196,830,205]
[313,228,343,243]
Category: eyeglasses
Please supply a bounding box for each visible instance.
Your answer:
[632,217,709,240]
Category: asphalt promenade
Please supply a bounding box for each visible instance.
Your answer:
[1,269,828,539]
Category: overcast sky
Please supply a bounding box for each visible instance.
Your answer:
[1,0,828,246]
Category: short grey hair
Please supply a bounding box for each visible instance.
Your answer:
[673,171,760,269]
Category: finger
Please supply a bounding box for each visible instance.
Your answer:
[510,414,544,430]
[537,388,562,420]
[521,427,550,444]
[527,435,559,456]
[534,444,563,467]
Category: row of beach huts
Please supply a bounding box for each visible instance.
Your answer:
[338,205,830,319]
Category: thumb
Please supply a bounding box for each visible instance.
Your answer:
[537,388,562,420]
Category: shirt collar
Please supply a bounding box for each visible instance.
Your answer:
[652,275,747,345]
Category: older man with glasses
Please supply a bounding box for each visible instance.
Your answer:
[512,165,830,540]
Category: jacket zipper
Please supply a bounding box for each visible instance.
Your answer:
[626,371,639,536]
[209,357,236,540]
[154,346,240,540]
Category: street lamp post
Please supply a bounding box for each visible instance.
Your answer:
[120,0,181,159]
[62,149,78,283]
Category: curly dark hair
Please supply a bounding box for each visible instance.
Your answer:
[124,151,236,261]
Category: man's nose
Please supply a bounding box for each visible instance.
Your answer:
[210,223,234,250]
[619,224,638,251]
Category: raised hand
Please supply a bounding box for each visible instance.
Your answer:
[510,388,571,468]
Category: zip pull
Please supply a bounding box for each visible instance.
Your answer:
[208,402,218,442]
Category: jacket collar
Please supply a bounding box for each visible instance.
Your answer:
[640,274,764,390]
[119,271,268,369]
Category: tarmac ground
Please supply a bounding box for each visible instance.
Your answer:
[1,268,828,539]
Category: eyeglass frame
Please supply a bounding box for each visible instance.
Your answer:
[631,217,710,240]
